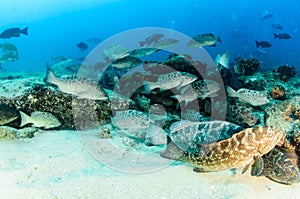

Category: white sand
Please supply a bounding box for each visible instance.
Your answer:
[0,129,300,199]
[0,72,45,98]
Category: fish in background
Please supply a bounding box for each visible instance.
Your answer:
[187,33,222,47]
[19,111,61,129]
[129,47,159,58]
[139,33,164,47]
[272,24,284,30]
[44,69,108,100]
[76,42,88,51]
[215,52,230,69]
[261,13,273,20]
[0,43,19,62]
[255,41,272,48]
[111,56,142,69]
[144,71,197,93]
[0,104,19,125]
[0,27,28,39]
[226,86,269,106]
[102,44,129,61]
[274,33,292,39]
[153,38,179,49]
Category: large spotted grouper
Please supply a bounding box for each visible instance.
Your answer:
[161,121,284,172]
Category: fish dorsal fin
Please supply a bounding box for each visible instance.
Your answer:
[160,139,184,161]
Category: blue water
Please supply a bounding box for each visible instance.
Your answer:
[1,0,300,72]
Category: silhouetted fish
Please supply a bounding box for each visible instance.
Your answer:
[262,14,273,20]
[0,27,28,39]
[76,42,88,51]
[255,40,272,48]
[274,33,292,39]
[272,24,284,30]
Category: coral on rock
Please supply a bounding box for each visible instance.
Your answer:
[233,57,260,77]
[272,65,296,82]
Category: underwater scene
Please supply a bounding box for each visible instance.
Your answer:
[1,0,300,198]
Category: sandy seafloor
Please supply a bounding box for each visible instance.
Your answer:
[0,71,300,199]
[0,129,300,199]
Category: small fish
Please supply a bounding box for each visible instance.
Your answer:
[112,110,153,140]
[0,27,28,39]
[256,41,272,48]
[262,13,273,20]
[19,111,61,129]
[274,33,292,39]
[45,69,108,100]
[144,71,197,93]
[129,47,159,58]
[153,38,179,49]
[215,52,230,69]
[0,104,18,125]
[0,43,18,51]
[251,147,300,185]
[112,110,151,132]
[76,42,88,51]
[272,24,284,30]
[172,80,220,105]
[162,125,284,172]
[111,56,142,69]
[102,44,129,61]
[0,52,19,63]
[187,33,221,47]
[139,33,164,47]
[226,86,269,106]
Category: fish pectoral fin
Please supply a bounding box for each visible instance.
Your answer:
[250,156,264,176]
[193,167,207,173]
[242,160,255,174]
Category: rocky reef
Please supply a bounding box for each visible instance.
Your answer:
[0,76,111,130]
[272,65,296,82]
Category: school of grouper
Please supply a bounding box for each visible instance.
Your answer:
[1,30,300,185]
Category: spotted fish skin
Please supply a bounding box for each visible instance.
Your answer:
[45,69,108,100]
[144,71,197,92]
[253,147,300,185]
[173,80,220,104]
[226,102,258,127]
[162,126,284,172]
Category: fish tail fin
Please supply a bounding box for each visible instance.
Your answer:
[44,68,58,84]
[226,86,237,97]
[160,138,183,161]
[274,33,278,39]
[19,111,30,127]
[139,41,145,47]
[255,41,261,48]
[22,27,28,35]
